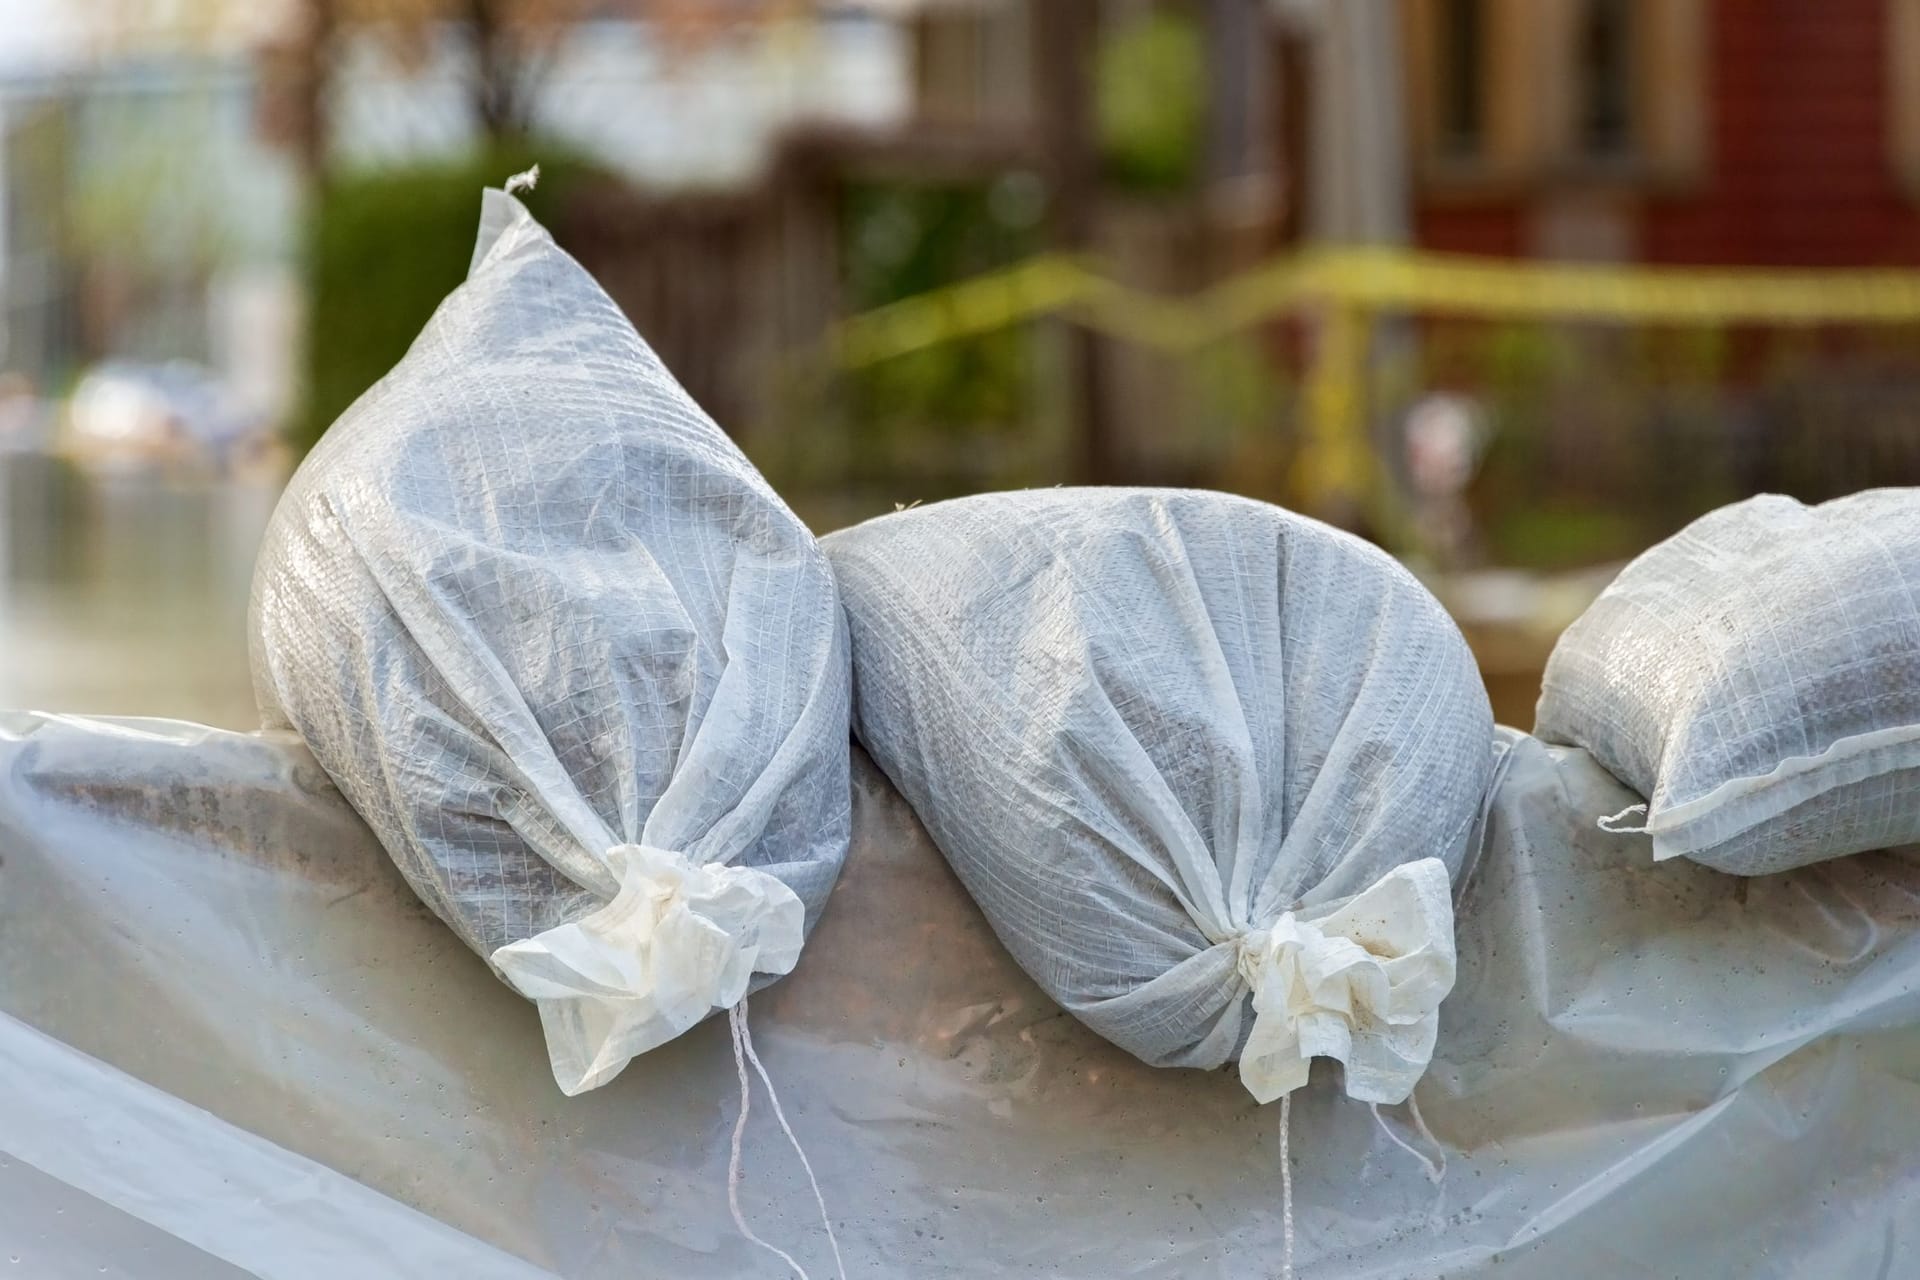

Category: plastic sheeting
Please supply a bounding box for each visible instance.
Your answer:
[4,711,1920,1277]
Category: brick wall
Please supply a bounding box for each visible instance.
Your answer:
[1413,0,1920,266]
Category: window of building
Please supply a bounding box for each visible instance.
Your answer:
[1894,0,1920,198]
[1409,0,1703,190]
[1438,0,1487,160]
[1576,0,1635,160]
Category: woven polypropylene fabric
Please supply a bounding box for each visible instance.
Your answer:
[824,488,1493,1078]
[249,190,850,1013]
[1536,490,1920,875]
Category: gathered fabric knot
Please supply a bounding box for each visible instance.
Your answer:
[492,843,805,1095]
[1231,857,1457,1106]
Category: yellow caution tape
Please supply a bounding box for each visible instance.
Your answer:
[1306,250,1920,324]
[832,247,1920,368]
[833,257,1096,368]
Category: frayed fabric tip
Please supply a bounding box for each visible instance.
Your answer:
[1597,803,1650,834]
[1234,858,1456,1106]
[505,164,540,196]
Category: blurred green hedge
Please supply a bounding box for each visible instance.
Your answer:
[1096,9,1204,194]
[296,148,606,455]
[839,177,1043,432]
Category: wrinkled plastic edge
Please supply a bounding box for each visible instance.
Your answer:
[1454,727,1526,894]
[0,1011,555,1280]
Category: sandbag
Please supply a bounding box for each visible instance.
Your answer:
[824,488,1493,1104]
[1536,489,1920,875]
[248,183,851,1094]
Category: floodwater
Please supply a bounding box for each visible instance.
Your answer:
[0,454,277,729]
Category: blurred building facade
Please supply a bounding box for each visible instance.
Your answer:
[1407,0,1920,266]
[0,57,300,418]
[901,0,1920,267]
[835,0,1920,550]
[2,0,1919,510]
[0,4,906,443]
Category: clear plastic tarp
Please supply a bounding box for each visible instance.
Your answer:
[3,712,1919,1277]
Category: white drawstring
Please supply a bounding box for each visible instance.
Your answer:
[729,1003,811,1279]
[1279,1093,1295,1280]
[727,998,846,1280]
[740,999,847,1280]
[1277,1090,1450,1280]
[1369,1095,1446,1184]
[1404,1092,1445,1180]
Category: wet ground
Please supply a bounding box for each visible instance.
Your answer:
[0,455,275,728]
